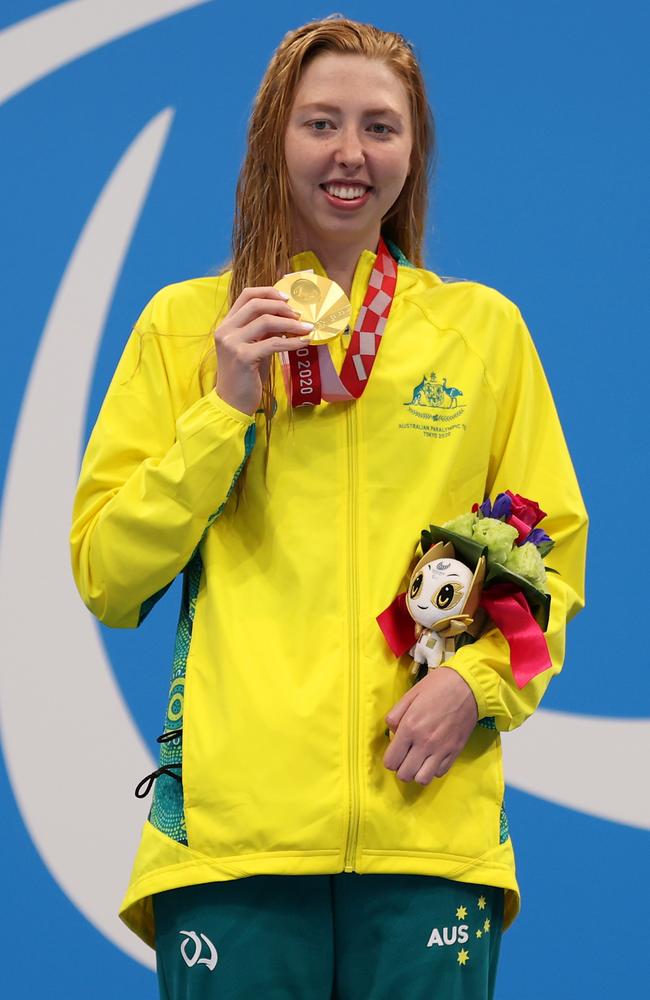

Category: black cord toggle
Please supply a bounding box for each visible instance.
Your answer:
[134,728,184,798]
[157,727,183,744]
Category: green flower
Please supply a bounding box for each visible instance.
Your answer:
[443,512,478,538]
[471,517,518,565]
[505,542,547,591]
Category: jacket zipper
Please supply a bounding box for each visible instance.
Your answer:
[343,402,360,871]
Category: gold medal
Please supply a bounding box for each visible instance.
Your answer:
[274,271,351,344]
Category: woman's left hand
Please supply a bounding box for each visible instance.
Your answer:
[383,668,479,786]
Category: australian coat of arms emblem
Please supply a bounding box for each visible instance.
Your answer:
[406,371,463,410]
[400,371,466,438]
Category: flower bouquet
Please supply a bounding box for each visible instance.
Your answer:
[377,491,557,690]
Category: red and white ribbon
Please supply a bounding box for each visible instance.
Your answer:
[285,238,397,407]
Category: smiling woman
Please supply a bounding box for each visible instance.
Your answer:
[284,54,413,294]
[69,14,587,1000]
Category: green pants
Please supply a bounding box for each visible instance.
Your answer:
[154,873,503,999]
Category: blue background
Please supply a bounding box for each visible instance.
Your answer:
[1,1,648,996]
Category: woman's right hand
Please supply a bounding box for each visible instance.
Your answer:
[214,287,314,415]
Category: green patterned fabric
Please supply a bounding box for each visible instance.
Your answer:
[478,717,497,730]
[385,238,415,268]
[148,423,256,844]
[499,802,510,844]
[149,551,202,844]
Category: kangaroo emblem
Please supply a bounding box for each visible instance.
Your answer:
[404,371,461,410]
[406,374,428,405]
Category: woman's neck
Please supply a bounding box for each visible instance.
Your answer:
[292,229,380,298]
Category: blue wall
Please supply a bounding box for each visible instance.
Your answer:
[1,2,648,996]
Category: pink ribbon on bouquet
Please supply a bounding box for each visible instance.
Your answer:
[478,584,551,689]
[377,583,551,689]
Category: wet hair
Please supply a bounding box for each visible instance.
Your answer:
[231,15,435,303]
[225,15,435,476]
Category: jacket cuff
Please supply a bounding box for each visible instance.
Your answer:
[207,391,256,426]
[442,659,497,722]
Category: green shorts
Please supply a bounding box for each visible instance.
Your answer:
[153,873,503,999]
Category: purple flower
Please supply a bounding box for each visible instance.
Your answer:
[525,528,552,547]
[491,493,513,520]
[478,498,492,517]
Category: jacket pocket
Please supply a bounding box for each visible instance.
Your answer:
[364,723,505,860]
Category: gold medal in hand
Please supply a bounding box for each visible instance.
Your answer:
[274,272,351,344]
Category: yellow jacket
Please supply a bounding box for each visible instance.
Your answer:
[70,247,588,948]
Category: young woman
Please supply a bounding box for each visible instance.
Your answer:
[70,16,587,1000]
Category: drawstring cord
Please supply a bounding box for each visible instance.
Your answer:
[134,728,183,799]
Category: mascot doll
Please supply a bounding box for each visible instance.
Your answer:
[378,491,556,694]
[405,542,485,678]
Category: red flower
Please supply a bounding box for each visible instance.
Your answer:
[505,491,546,529]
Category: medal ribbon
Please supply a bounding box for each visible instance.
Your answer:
[286,237,397,406]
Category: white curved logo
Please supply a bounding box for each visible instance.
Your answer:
[0,108,173,972]
[0,0,648,981]
[0,0,213,104]
[502,709,650,829]
[179,930,219,970]
[0,0,211,973]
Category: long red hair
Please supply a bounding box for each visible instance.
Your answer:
[221,16,435,469]
[231,16,435,303]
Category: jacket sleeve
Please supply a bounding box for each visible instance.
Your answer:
[444,305,588,731]
[70,292,255,629]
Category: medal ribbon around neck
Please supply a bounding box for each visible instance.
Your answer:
[283,237,397,406]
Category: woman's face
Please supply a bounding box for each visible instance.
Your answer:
[284,53,413,254]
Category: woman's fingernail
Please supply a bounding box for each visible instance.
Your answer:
[299,322,314,330]
[277,291,290,300]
